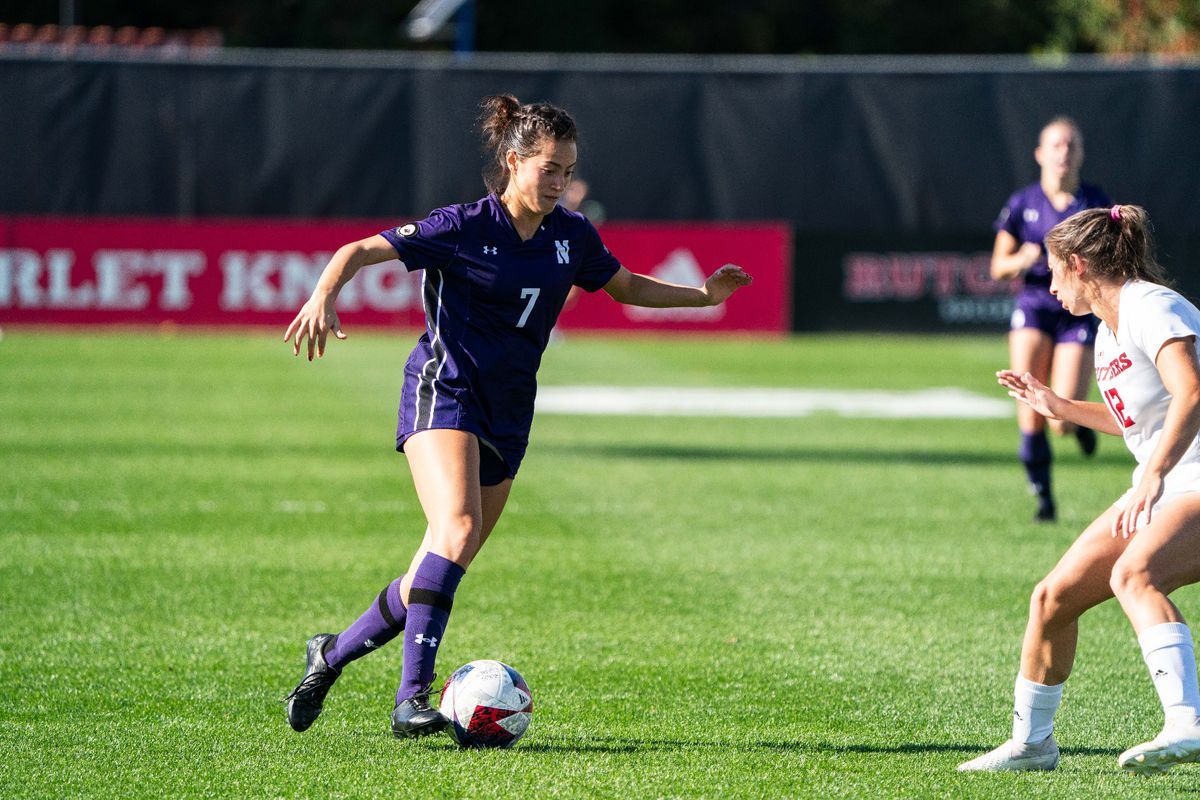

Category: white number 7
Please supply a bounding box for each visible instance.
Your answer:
[516,287,540,328]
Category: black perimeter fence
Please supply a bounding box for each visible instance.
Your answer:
[3,48,1200,331]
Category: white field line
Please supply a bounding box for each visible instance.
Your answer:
[535,386,1011,419]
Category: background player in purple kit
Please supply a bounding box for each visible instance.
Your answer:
[991,117,1111,522]
[282,94,752,739]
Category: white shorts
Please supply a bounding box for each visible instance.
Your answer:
[1115,461,1200,515]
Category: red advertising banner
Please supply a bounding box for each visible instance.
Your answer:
[558,224,790,332]
[0,217,790,332]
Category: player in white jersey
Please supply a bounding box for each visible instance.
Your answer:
[959,205,1200,775]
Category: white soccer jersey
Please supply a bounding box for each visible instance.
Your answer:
[1094,280,1200,469]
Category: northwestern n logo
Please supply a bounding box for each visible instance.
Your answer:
[555,240,570,265]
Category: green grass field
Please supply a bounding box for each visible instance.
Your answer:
[2,330,1196,798]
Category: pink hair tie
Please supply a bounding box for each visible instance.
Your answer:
[1110,205,1122,221]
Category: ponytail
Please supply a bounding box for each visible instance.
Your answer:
[1043,204,1171,286]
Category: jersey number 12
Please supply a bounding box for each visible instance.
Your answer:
[516,288,541,328]
[1103,387,1136,429]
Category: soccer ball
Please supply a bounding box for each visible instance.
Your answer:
[439,660,533,748]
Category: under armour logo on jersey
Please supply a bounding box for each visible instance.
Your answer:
[483,246,498,255]
[364,639,379,649]
[413,633,439,648]
[555,239,570,264]
[1023,209,1040,223]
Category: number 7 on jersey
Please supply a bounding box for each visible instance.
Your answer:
[516,287,540,328]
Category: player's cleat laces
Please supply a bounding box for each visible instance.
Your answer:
[1118,722,1200,775]
[285,633,341,732]
[391,679,448,739]
[957,736,1060,772]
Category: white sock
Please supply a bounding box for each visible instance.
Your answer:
[1012,675,1063,745]
[1139,622,1200,727]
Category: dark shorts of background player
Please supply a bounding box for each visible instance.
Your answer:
[396,428,519,486]
[1010,291,1099,346]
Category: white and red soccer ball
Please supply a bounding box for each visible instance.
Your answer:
[439,660,533,748]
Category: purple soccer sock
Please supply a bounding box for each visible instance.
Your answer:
[324,576,407,671]
[1019,431,1052,501]
[397,552,465,703]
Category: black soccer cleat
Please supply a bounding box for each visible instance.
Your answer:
[1034,497,1057,523]
[1076,426,1098,457]
[285,633,341,732]
[390,683,448,739]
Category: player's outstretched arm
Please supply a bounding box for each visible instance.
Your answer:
[602,263,752,308]
[284,235,396,361]
[996,369,1121,435]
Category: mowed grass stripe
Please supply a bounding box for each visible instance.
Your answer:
[534,386,1011,418]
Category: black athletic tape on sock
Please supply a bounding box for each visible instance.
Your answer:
[377,588,401,629]
[406,587,454,612]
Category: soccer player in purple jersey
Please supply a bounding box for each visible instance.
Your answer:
[992,117,1111,522]
[960,206,1200,774]
[281,94,752,739]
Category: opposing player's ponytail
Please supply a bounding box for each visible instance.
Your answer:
[479,94,578,194]
[1044,205,1171,286]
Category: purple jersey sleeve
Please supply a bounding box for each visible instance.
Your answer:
[994,190,1024,238]
[573,219,622,292]
[379,207,461,272]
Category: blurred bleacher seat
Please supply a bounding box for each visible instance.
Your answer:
[0,21,222,52]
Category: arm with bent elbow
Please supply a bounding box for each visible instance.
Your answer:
[1115,336,1200,537]
[991,230,1043,280]
[284,234,398,360]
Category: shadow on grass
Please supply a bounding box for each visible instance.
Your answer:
[344,730,1125,759]
[540,442,1130,468]
[511,735,1125,757]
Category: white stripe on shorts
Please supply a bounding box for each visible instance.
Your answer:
[415,270,446,431]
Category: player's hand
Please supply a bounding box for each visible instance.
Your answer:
[1017,242,1043,272]
[1113,474,1164,539]
[702,264,753,306]
[996,370,1062,419]
[283,295,347,361]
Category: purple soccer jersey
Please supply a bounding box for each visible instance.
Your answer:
[995,182,1111,289]
[995,182,1110,342]
[381,194,622,479]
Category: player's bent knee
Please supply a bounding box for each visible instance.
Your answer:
[1029,579,1056,620]
[429,514,482,548]
[1029,576,1076,624]
[1109,559,1154,599]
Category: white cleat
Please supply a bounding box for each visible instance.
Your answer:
[1119,723,1200,775]
[957,736,1060,772]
